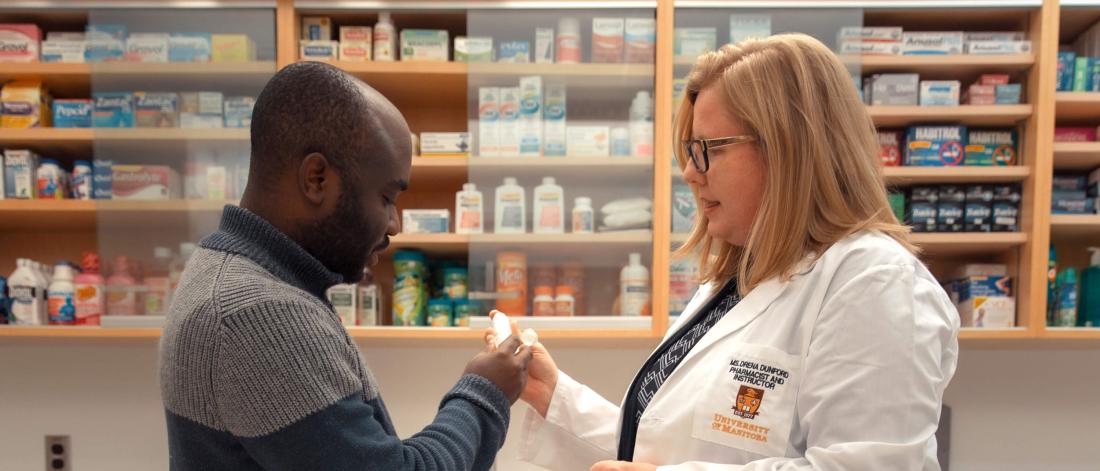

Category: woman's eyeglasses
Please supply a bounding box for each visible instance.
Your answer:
[682,135,756,173]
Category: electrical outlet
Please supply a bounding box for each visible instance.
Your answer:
[44,435,70,471]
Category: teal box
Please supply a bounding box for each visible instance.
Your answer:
[995,84,1021,104]
[1074,57,1094,91]
[1058,51,1076,91]
[964,129,1017,166]
[906,126,966,166]
[92,92,134,128]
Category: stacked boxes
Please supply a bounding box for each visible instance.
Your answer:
[906,184,1020,233]
[906,126,966,166]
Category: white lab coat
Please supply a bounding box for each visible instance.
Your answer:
[519,232,960,470]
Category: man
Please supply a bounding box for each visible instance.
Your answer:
[159,62,531,470]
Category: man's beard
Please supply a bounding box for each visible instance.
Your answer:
[299,188,374,284]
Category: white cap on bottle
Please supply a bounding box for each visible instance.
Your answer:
[542,176,556,186]
[463,183,477,192]
[504,177,518,186]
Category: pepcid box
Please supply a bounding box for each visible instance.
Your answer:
[965,129,1017,166]
[906,126,966,166]
[92,92,134,128]
[52,99,92,128]
[134,92,179,128]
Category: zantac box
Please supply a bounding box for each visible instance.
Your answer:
[52,99,92,128]
[92,92,134,128]
[965,129,1017,166]
[906,126,966,166]
[134,92,179,128]
[0,24,42,63]
[111,165,181,200]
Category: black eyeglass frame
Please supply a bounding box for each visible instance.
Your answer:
[682,135,757,173]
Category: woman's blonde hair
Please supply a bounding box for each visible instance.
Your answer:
[675,33,916,294]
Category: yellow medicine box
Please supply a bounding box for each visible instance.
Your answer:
[211,34,257,63]
[1,80,52,128]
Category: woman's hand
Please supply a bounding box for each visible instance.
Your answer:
[484,310,559,417]
[590,461,658,471]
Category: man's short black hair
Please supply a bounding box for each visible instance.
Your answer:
[249,61,371,188]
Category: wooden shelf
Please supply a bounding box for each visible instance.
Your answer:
[868,105,1033,127]
[0,61,275,97]
[846,54,1035,76]
[0,128,249,156]
[911,232,1028,256]
[1055,92,1100,122]
[1050,214,1100,242]
[389,231,652,256]
[883,166,1030,184]
[1041,327,1100,339]
[1052,141,1100,170]
[0,199,232,231]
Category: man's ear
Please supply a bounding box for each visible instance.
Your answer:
[299,152,331,206]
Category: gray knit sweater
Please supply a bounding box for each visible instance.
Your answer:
[159,205,511,470]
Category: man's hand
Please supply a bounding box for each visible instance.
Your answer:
[463,335,532,403]
[590,461,658,471]
[484,310,560,417]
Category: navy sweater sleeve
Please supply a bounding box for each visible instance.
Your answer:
[211,301,511,471]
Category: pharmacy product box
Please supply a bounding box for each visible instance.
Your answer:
[729,13,770,45]
[180,114,223,128]
[1054,127,1096,142]
[206,166,227,200]
[592,18,625,63]
[957,296,1015,328]
[838,27,902,42]
[454,37,493,62]
[870,74,918,106]
[543,84,566,157]
[937,185,965,232]
[979,74,1010,85]
[672,184,696,233]
[111,165,181,200]
[3,149,39,199]
[992,184,1021,232]
[300,40,337,60]
[674,28,716,59]
[965,185,993,232]
[400,30,448,62]
[40,40,85,63]
[93,159,113,199]
[888,191,906,222]
[302,16,332,40]
[839,40,901,56]
[134,92,179,128]
[951,275,1012,298]
[403,209,450,234]
[52,99,92,128]
[0,154,4,199]
[964,84,996,105]
[878,130,902,166]
[0,24,41,63]
[965,40,1031,55]
[92,92,133,128]
[224,96,255,128]
[85,24,126,62]
[339,41,371,62]
[498,87,521,155]
[180,91,224,129]
[498,41,530,63]
[169,33,212,62]
[1089,168,1100,195]
[566,126,610,157]
[212,34,256,63]
[1,81,51,128]
[965,129,1016,166]
[953,263,1008,278]
[1057,51,1076,91]
[908,186,939,231]
[624,18,656,63]
[477,87,500,157]
[995,84,1021,104]
[919,80,960,106]
[906,126,966,166]
[1052,191,1090,214]
[518,76,542,157]
[902,31,964,55]
[125,33,169,62]
[420,132,470,157]
[1074,57,1094,91]
[340,26,371,43]
[1054,175,1087,191]
[535,28,554,64]
[966,31,1026,42]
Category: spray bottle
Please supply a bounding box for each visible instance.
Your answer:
[1078,248,1100,327]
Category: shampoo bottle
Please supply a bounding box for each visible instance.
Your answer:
[373,12,396,61]
[1079,247,1100,327]
[74,252,106,326]
[1056,268,1078,327]
[629,91,654,158]
[620,252,650,316]
[494,177,526,234]
[455,183,484,234]
[533,177,564,233]
[47,263,76,325]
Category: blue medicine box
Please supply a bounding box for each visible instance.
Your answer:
[1058,51,1076,91]
[906,126,966,166]
[169,33,212,62]
[952,275,1012,300]
[92,92,134,128]
[52,99,92,128]
[93,159,113,200]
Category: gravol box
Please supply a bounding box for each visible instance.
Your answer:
[965,129,1017,166]
[134,92,179,128]
[906,126,966,166]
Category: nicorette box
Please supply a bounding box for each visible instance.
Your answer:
[0,24,41,63]
[125,33,169,62]
[906,126,966,166]
[111,165,181,200]
[965,129,1017,166]
[52,99,92,128]
[169,33,212,62]
[224,96,255,128]
[134,92,179,128]
[92,92,134,128]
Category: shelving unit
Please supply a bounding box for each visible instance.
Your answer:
[1052,141,1100,169]
[883,166,1031,184]
[1054,91,1100,121]
[867,104,1033,127]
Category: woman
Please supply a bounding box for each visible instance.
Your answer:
[488,33,959,470]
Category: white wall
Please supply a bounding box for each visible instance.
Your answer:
[1,343,1098,470]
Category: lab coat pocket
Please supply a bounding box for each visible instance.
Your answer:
[691,343,800,457]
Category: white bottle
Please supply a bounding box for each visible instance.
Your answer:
[629,90,654,158]
[9,259,45,325]
[494,177,527,234]
[533,177,565,234]
[47,263,76,325]
[327,284,358,327]
[620,252,650,316]
[556,17,581,64]
[373,12,396,61]
[455,183,484,234]
[572,196,594,234]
